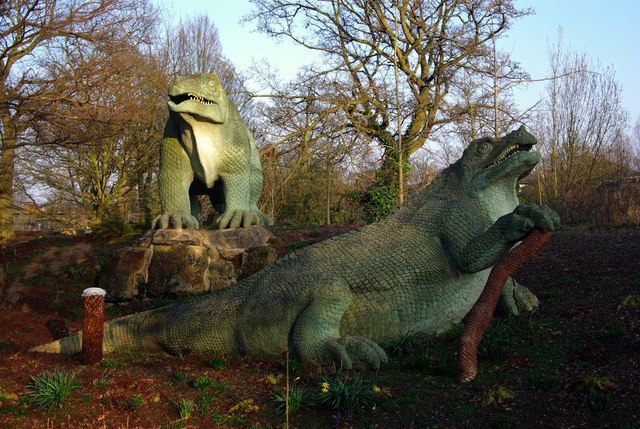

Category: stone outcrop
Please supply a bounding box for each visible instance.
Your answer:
[98,226,276,301]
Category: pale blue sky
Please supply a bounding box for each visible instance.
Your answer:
[160,0,640,124]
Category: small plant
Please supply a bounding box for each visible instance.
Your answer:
[529,325,562,342]
[26,369,81,410]
[271,381,308,415]
[191,375,215,390]
[477,385,516,407]
[228,398,260,415]
[210,399,259,428]
[127,394,145,410]
[177,398,195,420]
[207,356,226,369]
[0,390,19,402]
[100,358,126,369]
[313,374,377,411]
[575,376,616,412]
[618,294,640,310]
[575,376,616,394]
[381,331,426,357]
[195,392,218,417]
[92,373,111,390]
[171,372,190,384]
[261,373,282,385]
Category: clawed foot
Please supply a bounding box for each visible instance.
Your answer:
[153,211,199,229]
[324,336,388,370]
[217,208,273,229]
[502,204,560,241]
[497,278,540,316]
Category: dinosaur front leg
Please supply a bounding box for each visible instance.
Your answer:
[217,170,266,229]
[153,135,199,229]
[448,204,559,273]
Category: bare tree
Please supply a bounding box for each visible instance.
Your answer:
[531,36,631,223]
[255,79,360,224]
[0,0,158,240]
[244,0,529,219]
[18,45,166,229]
[157,14,250,110]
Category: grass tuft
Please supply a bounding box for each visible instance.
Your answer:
[26,369,81,410]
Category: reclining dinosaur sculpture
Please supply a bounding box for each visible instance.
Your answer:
[33,126,559,369]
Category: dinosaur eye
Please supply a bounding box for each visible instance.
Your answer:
[476,140,492,155]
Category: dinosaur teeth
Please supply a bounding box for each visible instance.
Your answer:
[489,146,520,168]
[187,93,216,105]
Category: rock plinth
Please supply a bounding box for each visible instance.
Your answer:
[99,227,276,301]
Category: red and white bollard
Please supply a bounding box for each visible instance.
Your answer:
[81,287,106,365]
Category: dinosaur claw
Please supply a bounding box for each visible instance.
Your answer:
[217,208,271,229]
[330,336,388,370]
[152,211,199,229]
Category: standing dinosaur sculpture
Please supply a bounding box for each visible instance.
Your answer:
[152,73,272,230]
[33,126,559,369]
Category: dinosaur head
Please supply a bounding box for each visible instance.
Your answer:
[167,73,229,124]
[459,126,540,192]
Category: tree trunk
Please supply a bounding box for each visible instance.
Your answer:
[0,146,16,241]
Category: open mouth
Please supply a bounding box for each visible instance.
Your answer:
[487,143,534,168]
[169,93,217,106]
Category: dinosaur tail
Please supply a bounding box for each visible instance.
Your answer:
[30,306,171,355]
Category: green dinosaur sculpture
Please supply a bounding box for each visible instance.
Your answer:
[153,73,272,230]
[33,126,559,369]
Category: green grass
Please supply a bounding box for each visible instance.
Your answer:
[100,358,126,369]
[126,394,145,410]
[91,373,111,390]
[312,373,378,412]
[26,369,82,410]
[171,372,190,384]
[381,331,427,357]
[191,375,216,390]
[477,385,516,406]
[207,356,226,369]
[271,382,308,415]
[195,392,218,417]
[176,398,195,420]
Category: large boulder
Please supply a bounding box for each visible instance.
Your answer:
[99,226,277,301]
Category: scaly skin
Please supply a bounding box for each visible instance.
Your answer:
[152,73,273,230]
[33,127,559,369]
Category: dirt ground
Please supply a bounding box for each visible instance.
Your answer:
[0,225,638,428]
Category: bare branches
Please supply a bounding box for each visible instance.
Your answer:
[528,33,632,224]
[245,0,528,164]
[1,0,161,238]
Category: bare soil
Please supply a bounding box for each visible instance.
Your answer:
[0,226,639,428]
